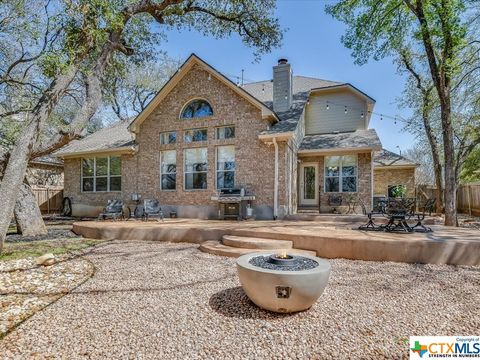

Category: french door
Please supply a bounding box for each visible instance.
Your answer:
[299,163,318,206]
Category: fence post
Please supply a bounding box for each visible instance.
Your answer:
[46,188,50,214]
[467,185,472,216]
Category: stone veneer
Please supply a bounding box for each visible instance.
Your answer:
[64,64,288,219]
[373,168,416,197]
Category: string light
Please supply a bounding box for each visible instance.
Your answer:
[262,84,265,93]
[326,101,329,110]
[307,99,310,105]
[361,112,364,118]
[344,106,348,114]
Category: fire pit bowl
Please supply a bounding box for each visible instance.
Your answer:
[236,252,331,313]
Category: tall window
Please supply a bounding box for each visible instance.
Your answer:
[160,131,176,145]
[324,155,357,192]
[82,156,121,192]
[216,126,235,139]
[160,150,176,190]
[216,146,235,189]
[184,128,207,143]
[180,99,213,119]
[184,148,208,190]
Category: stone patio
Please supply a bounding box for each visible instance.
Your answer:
[72,218,480,265]
[2,241,479,359]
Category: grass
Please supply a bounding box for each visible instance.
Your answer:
[0,238,105,262]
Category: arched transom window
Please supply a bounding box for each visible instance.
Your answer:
[180,99,213,119]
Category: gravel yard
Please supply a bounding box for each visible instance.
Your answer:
[2,241,479,359]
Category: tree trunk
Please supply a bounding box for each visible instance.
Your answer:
[421,98,443,213]
[0,66,78,253]
[14,183,47,236]
[441,104,457,226]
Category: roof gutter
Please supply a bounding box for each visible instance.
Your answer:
[298,146,381,155]
[258,131,294,142]
[55,145,137,159]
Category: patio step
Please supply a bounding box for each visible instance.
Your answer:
[221,235,293,249]
[199,240,316,258]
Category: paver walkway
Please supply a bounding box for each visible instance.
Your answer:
[2,241,479,359]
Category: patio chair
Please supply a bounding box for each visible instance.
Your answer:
[99,199,124,221]
[383,198,416,232]
[327,195,342,214]
[358,199,386,231]
[143,199,164,222]
[410,198,436,233]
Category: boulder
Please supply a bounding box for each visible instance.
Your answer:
[36,253,55,266]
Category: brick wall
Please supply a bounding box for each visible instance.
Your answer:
[298,152,373,213]
[373,167,416,197]
[64,64,286,219]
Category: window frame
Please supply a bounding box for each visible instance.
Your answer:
[81,156,122,193]
[215,125,235,140]
[179,98,213,119]
[215,145,236,190]
[324,155,358,193]
[184,147,208,191]
[184,128,208,143]
[160,150,177,191]
[160,131,177,145]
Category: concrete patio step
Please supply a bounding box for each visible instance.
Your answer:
[199,240,316,258]
[221,235,293,249]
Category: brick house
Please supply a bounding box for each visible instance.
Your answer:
[55,54,416,219]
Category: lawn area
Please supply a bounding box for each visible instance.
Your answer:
[0,237,104,262]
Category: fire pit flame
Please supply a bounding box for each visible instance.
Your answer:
[268,252,297,266]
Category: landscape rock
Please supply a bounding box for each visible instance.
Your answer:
[36,253,55,266]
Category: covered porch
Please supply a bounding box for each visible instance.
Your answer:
[295,129,381,214]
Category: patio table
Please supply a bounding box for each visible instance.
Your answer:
[382,198,416,232]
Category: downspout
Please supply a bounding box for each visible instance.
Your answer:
[273,137,279,219]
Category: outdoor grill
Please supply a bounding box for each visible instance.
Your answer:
[212,188,255,220]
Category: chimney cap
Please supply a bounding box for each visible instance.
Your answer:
[277,58,288,65]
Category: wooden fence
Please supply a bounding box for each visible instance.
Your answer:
[457,184,480,217]
[31,186,64,214]
[416,183,480,216]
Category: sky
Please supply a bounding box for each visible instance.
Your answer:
[158,0,417,154]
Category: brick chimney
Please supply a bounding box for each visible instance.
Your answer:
[273,58,292,112]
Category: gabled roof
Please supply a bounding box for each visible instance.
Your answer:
[129,53,277,133]
[243,77,375,136]
[55,120,135,158]
[373,148,417,168]
[299,129,382,153]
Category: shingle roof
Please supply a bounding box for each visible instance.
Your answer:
[55,120,134,156]
[243,76,344,134]
[299,129,382,151]
[373,148,417,167]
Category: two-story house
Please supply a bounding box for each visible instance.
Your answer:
[55,54,416,219]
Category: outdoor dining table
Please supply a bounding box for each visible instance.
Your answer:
[382,198,417,232]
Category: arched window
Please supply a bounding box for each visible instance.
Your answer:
[180,99,213,119]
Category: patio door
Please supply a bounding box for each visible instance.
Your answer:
[299,163,318,206]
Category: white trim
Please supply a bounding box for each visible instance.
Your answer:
[57,145,136,159]
[258,131,294,141]
[273,138,279,219]
[160,149,177,191]
[323,155,358,193]
[298,146,381,155]
[129,54,278,133]
[80,156,122,193]
[299,162,319,206]
[215,145,236,190]
[374,165,418,170]
[160,131,177,145]
[178,97,214,120]
[183,147,208,191]
[184,127,208,143]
